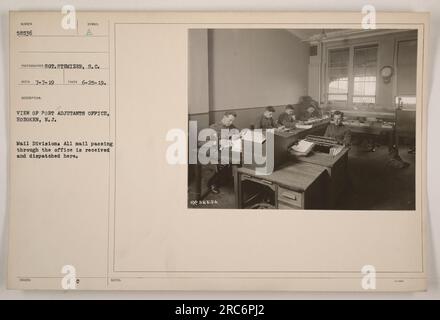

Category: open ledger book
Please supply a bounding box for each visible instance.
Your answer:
[7,11,428,291]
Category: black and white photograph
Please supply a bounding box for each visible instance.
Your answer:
[188,28,418,210]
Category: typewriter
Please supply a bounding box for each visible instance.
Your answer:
[303,135,341,154]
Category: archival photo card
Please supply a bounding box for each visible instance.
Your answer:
[8,11,428,291]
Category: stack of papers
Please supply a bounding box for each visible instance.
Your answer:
[290,140,315,156]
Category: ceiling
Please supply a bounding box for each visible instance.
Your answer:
[287,29,411,43]
[287,29,341,41]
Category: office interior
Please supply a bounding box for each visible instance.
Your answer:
[188,28,417,210]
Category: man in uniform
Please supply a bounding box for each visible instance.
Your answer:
[207,111,239,194]
[255,106,278,129]
[324,110,351,146]
[294,96,322,121]
[278,104,296,128]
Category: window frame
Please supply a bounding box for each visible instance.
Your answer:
[325,42,379,107]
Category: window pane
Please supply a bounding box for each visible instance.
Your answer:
[328,48,349,104]
[353,96,375,104]
[329,76,348,93]
[353,45,378,104]
[329,48,349,68]
[364,82,376,95]
[328,94,348,102]
[353,81,364,95]
[354,46,377,67]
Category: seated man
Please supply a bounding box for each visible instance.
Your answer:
[256,106,278,129]
[278,104,296,128]
[294,96,322,121]
[207,111,240,194]
[324,111,351,146]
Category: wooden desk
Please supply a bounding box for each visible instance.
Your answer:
[275,119,329,139]
[293,148,349,208]
[344,121,394,150]
[395,109,415,139]
[345,122,393,135]
[236,161,327,209]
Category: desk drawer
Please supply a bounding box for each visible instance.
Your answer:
[278,200,301,210]
[278,186,303,208]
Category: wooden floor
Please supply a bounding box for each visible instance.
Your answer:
[188,143,416,210]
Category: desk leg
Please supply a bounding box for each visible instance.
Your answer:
[233,165,240,208]
[387,130,395,152]
[195,163,202,201]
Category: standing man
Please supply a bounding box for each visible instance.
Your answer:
[256,106,278,129]
[324,111,351,146]
[278,104,296,128]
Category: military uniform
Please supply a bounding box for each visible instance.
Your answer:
[278,112,296,128]
[207,122,239,192]
[255,115,278,129]
[324,123,352,146]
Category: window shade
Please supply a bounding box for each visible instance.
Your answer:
[327,48,349,103]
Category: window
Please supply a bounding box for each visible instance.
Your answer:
[326,44,378,106]
[353,45,378,104]
[327,48,349,103]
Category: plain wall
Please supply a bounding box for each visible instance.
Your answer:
[188,29,310,128]
[208,29,309,111]
[188,29,209,116]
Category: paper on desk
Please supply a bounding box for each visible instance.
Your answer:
[290,139,314,156]
[295,123,313,129]
[329,145,344,156]
[241,130,266,143]
[219,138,242,152]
